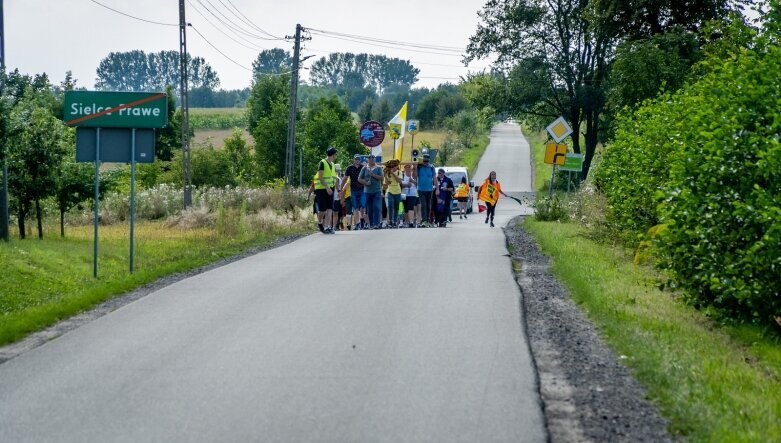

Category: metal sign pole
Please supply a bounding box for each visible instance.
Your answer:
[130,128,136,273]
[93,128,101,278]
[548,165,556,199]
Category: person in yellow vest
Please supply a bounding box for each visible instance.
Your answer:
[454,176,470,220]
[477,171,508,228]
[315,147,339,234]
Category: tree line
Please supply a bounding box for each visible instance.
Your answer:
[462,0,754,179]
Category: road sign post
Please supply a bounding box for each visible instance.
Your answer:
[65,91,166,277]
[93,129,100,278]
[544,116,574,199]
[130,129,136,273]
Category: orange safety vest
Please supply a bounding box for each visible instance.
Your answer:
[478,179,501,205]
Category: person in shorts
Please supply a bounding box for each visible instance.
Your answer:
[314,147,338,234]
[343,154,365,230]
[402,163,418,228]
[454,176,469,219]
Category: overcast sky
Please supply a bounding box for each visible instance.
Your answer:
[4,0,494,91]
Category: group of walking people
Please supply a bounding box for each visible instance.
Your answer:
[308,147,509,233]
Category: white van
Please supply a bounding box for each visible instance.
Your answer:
[442,166,474,213]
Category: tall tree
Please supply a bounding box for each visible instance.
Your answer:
[155,85,189,162]
[357,97,375,122]
[300,96,363,178]
[309,52,420,94]
[247,74,292,182]
[252,48,293,79]
[466,0,615,179]
[95,50,219,92]
[371,97,393,126]
[54,159,94,237]
[7,92,69,239]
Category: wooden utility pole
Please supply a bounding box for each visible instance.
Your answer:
[285,24,302,187]
[179,0,192,207]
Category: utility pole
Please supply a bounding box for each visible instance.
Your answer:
[179,0,192,207]
[0,0,9,241]
[285,24,303,187]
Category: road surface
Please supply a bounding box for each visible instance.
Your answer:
[0,123,543,442]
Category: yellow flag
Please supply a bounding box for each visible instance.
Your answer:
[390,102,408,161]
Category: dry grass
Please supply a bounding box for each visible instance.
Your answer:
[193,129,252,150]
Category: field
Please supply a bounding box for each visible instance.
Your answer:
[189,107,247,130]
[189,107,249,150]
[193,128,252,150]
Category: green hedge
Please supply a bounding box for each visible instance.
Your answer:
[594,43,781,324]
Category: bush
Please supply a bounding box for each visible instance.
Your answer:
[533,195,568,222]
[657,44,781,324]
[95,185,309,224]
[594,40,781,324]
[593,94,687,243]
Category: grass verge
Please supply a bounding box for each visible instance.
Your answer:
[523,125,552,192]
[0,221,310,346]
[523,218,781,442]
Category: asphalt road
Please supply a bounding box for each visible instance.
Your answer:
[0,123,544,442]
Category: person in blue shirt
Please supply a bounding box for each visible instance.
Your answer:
[358,155,384,229]
[435,168,454,227]
[416,154,437,227]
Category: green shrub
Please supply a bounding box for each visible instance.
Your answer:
[533,195,568,222]
[594,39,781,325]
[593,95,687,243]
[657,44,781,324]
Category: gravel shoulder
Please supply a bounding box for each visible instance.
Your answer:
[505,216,673,442]
[0,233,309,365]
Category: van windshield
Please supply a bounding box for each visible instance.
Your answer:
[446,172,467,187]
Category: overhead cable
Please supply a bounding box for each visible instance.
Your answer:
[187,0,266,52]
[87,0,178,26]
[194,0,280,41]
[307,27,464,53]
[223,0,284,40]
[189,24,252,71]
[307,30,463,57]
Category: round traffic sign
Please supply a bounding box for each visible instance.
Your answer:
[359,120,385,147]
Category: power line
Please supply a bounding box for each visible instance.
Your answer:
[189,25,299,78]
[223,0,283,40]
[87,0,178,26]
[197,0,281,41]
[187,0,266,51]
[189,24,252,71]
[307,27,464,53]
[307,30,464,57]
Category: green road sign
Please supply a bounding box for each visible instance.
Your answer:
[64,91,168,128]
[560,153,583,172]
